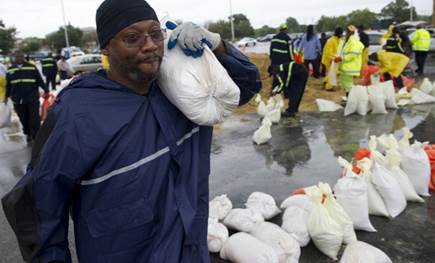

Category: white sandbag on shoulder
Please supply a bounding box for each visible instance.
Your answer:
[385,149,424,202]
[306,191,344,260]
[209,194,233,220]
[368,84,388,114]
[159,29,240,126]
[410,88,435,104]
[334,157,376,232]
[340,241,392,263]
[319,183,357,245]
[253,117,272,145]
[420,78,433,94]
[207,218,229,253]
[344,85,369,116]
[316,99,343,112]
[251,222,301,263]
[245,192,281,219]
[370,161,407,218]
[222,208,264,232]
[399,141,431,196]
[220,232,279,263]
[377,80,398,109]
[0,100,12,128]
[358,158,390,217]
[280,194,315,214]
[281,206,310,247]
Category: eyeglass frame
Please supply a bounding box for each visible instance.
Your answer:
[118,28,167,48]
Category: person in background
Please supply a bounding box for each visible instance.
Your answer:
[319,32,329,77]
[1,0,261,262]
[269,23,293,90]
[384,26,406,55]
[369,50,409,89]
[298,25,321,78]
[411,25,431,76]
[4,51,49,142]
[41,52,58,91]
[56,56,74,80]
[358,25,369,67]
[0,57,6,101]
[335,25,364,96]
[321,27,343,91]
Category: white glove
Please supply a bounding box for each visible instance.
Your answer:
[167,21,221,57]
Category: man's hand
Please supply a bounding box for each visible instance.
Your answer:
[334,56,342,63]
[166,21,221,58]
[42,92,50,99]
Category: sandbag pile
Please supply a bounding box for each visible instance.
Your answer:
[252,94,285,145]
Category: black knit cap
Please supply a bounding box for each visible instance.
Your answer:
[96,0,158,48]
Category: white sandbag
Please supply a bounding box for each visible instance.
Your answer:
[410,88,435,104]
[376,133,398,153]
[377,80,398,109]
[209,194,233,220]
[250,222,301,263]
[245,192,281,220]
[370,72,381,85]
[432,81,435,97]
[420,78,433,94]
[307,193,344,260]
[370,162,407,218]
[272,94,285,112]
[207,218,229,253]
[385,149,424,202]
[266,97,276,112]
[0,100,12,128]
[334,157,376,232]
[316,99,343,112]
[319,183,357,245]
[220,232,279,263]
[257,95,267,117]
[266,108,281,124]
[396,87,412,106]
[344,85,369,116]
[281,206,310,247]
[329,61,338,86]
[280,194,315,213]
[358,158,390,217]
[368,84,387,114]
[253,117,272,145]
[340,241,392,263]
[159,29,240,126]
[222,208,264,232]
[399,141,431,196]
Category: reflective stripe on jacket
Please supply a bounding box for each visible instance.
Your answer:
[411,29,431,51]
[337,36,365,76]
[269,32,293,65]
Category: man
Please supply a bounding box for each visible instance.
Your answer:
[41,53,58,91]
[0,56,6,101]
[4,51,48,142]
[2,0,260,262]
[321,27,343,91]
[384,26,405,54]
[411,25,431,76]
[335,25,364,95]
[369,50,409,89]
[269,23,293,88]
[56,56,74,80]
[357,25,369,66]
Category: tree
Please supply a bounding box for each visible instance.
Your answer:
[316,15,347,32]
[381,0,417,23]
[0,20,17,53]
[19,37,42,52]
[285,17,301,33]
[348,9,379,29]
[207,20,232,40]
[230,13,255,38]
[45,24,83,50]
[255,25,276,37]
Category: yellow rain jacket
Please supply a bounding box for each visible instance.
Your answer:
[411,28,431,52]
[337,36,364,77]
[321,36,341,69]
[377,50,410,77]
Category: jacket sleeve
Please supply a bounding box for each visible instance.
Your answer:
[2,104,104,262]
[214,41,262,105]
[34,67,48,92]
[5,71,11,99]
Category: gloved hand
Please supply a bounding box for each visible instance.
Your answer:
[42,92,50,99]
[334,56,342,63]
[166,21,221,58]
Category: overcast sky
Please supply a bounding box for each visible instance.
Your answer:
[1,0,432,38]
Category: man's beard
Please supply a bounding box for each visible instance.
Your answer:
[127,56,162,84]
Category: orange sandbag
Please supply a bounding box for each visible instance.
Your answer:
[40,94,56,121]
[293,52,304,64]
[424,145,435,192]
[355,148,371,161]
[352,164,362,175]
[290,188,305,195]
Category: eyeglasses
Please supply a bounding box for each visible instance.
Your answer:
[121,28,167,48]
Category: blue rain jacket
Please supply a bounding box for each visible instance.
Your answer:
[2,42,261,263]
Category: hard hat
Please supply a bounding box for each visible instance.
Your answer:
[279,23,288,30]
[347,25,357,33]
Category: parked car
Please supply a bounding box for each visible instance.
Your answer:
[366,31,384,55]
[237,37,257,47]
[67,54,102,73]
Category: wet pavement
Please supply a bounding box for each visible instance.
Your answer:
[209,104,435,263]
